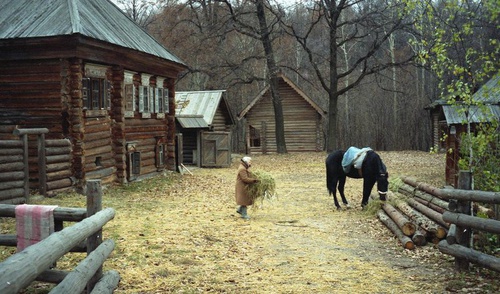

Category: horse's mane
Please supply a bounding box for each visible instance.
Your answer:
[373,151,387,174]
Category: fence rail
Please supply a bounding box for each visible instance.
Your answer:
[404,172,500,272]
[0,180,119,293]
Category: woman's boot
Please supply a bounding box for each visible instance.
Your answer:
[240,206,250,220]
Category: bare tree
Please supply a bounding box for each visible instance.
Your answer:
[281,0,415,151]
[115,0,169,29]
[218,0,287,153]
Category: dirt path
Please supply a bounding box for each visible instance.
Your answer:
[107,151,454,293]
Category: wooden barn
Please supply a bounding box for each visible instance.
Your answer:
[0,0,187,199]
[426,74,500,187]
[175,90,235,168]
[238,74,326,153]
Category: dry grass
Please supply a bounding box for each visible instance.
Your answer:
[1,151,498,293]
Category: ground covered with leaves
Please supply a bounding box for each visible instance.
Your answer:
[2,151,499,293]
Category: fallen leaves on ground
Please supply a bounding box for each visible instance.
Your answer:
[2,151,499,293]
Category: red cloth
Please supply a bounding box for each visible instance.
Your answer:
[15,204,57,252]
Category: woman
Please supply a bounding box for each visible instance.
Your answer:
[235,156,258,220]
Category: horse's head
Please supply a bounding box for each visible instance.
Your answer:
[376,172,389,201]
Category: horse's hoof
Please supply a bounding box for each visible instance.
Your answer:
[335,206,342,211]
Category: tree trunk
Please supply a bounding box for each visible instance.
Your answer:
[255,0,286,153]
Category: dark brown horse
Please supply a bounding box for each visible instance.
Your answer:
[325,149,388,210]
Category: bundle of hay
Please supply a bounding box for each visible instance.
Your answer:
[246,170,276,203]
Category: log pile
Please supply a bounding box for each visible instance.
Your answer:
[376,176,451,250]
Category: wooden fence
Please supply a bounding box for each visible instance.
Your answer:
[0,128,74,203]
[0,180,120,293]
[395,172,500,272]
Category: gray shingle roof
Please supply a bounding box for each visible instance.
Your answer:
[427,73,500,125]
[0,0,185,65]
[176,90,228,126]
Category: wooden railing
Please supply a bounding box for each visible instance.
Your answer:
[438,171,500,272]
[0,180,120,293]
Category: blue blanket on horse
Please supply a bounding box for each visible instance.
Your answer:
[341,146,372,173]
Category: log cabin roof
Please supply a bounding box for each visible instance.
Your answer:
[0,0,185,66]
[238,73,326,119]
[175,90,235,128]
[426,73,500,125]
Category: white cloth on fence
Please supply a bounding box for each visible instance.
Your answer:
[15,204,58,252]
[342,146,372,173]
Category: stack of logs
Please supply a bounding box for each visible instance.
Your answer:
[377,176,451,250]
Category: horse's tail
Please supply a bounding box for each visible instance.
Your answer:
[325,152,336,195]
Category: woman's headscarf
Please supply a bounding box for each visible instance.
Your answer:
[241,156,252,165]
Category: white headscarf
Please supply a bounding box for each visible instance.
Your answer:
[241,156,252,164]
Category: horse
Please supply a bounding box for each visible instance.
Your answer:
[325,148,389,210]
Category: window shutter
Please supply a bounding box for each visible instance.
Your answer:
[139,86,145,113]
[148,87,154,113]
[155,88,160,113]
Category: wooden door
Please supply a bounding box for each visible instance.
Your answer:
[201,131,231,167]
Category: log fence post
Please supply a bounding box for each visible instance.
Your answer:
[86,180,103,293]
[454,170,472,271]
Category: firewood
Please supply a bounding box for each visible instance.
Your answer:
[394,198,447,239]
[413,196,446,214]
[401,176,446,200]
[412,228,428,246]
[382,203,416,236]
[398,183,449,211]
[406,197,449,229]
[377,210,415,250]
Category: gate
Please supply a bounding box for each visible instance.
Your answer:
[201,131,231,167]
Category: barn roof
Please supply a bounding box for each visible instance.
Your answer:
[0,0,185,66]
[175,90,234,128]
[426,73,500,125]
[238,73,326,119]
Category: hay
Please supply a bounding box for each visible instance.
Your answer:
[246,170,276,203]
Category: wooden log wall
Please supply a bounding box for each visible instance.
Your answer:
[0,60,65,139]
[0,141,25,204]
[246,79,324,153]
[212,105,232,132]
[125,116,168,180]
[83,117,116,185]
[45,139,73,196]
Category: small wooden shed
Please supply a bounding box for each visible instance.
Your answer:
[238,74,326,153]
[426,74,500,186]
[0,0,187,197]
[175,90,235,167]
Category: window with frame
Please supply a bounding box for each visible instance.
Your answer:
[156,88,169,114]
[138,75,170,116]
[139,85,150,114]
[82,77,110,110]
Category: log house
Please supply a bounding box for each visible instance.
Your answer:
[0,0,187,194]
[238,74,327,154]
